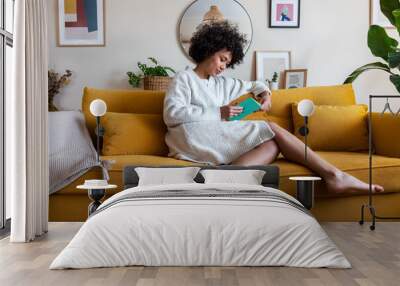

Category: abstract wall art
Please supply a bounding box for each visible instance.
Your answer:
[57,0,105,46]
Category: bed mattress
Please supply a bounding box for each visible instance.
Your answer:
[50,183,351,269]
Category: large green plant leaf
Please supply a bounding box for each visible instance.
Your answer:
[380,0,400,26]
[148,57,158,65]
[344,62,392,83]
[127,71,142,87]
[388,50,400,68]
[163,67,176,74]
[393,9,400,33]
[368,25,398,61]
[390,74,400,92]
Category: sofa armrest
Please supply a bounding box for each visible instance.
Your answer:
[371,112,400,157]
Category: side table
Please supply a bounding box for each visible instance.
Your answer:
[77,184,117,216]
[289,176,322,210]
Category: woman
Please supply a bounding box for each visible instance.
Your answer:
[163,21,383,194]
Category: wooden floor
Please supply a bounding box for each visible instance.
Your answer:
[0,222,399,286]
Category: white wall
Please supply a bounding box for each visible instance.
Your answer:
[48,0,399,112]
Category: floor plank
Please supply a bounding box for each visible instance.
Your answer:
[0,222,399,286]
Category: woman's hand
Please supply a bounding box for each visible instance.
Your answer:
[220,105,243,120]
[258,91,272,112]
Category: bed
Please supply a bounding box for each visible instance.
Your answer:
[50,165,350,269]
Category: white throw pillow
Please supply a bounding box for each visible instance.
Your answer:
[135,167,201,186]
[200,169,266,185]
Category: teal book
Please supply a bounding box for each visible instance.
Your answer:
[228,97,261,121]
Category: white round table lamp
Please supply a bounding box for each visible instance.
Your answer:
[90,99,107,117]
[297,99,315,162]
[297,99,315,117]
[89,99,107,162]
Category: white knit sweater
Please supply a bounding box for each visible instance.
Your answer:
[163,68,275,165]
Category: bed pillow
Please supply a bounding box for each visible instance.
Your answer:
[200,169,266,185]
[101,112,168,156]
[291,104,369,151]
[135,167,201,186]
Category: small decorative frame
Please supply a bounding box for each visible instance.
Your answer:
[370,0,394,29]
[57,0,105,47]
[283,69,307,89]
[255,51,291,89]
[269,0,300,28]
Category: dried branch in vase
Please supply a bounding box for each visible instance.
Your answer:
[48,69,72,111]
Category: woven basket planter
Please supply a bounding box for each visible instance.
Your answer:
[143,76,172,91]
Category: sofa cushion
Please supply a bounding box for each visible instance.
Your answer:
[269,84,356,132]
[228,86,356,132]
[82,87,165,142]
[102,112,169,156]
[371,112,400,158]
[291,104,369,151]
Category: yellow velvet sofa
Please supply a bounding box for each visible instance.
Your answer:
[49,84,400,222]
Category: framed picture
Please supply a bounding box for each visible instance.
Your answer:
[255,51,291,89]
[283,69,307,89]
[370,0,394,28]
[269,0,300,28]
[57,0,105,46]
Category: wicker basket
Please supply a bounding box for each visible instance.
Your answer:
[143,76,172,91]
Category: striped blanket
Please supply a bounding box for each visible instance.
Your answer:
[49,111,102,194]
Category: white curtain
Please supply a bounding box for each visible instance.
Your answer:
[7,0,49,242]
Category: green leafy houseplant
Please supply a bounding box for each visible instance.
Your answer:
[271,72,278,83]
[127,57,176,88]
[267,72,279,90]
[344,0,400,92]
[266,72,278,85]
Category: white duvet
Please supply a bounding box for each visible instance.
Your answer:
[50,183,351,269]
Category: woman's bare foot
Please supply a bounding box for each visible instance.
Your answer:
[325,171,384,194]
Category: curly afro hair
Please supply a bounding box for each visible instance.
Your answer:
[188,21,248,69]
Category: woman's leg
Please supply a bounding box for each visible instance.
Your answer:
[266,122,384,194]
[231,140,280,166]
[232,122,383,194]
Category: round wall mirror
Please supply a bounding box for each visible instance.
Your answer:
[179,0,253,60]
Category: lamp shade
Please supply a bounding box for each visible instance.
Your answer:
[90,99,107,117]
[297,99,315,117]
[203,5,224,23]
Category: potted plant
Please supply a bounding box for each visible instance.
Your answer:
[48,69,72,111]
[127,57,176,91]
[344,0,400,93]
[268,72,279,90]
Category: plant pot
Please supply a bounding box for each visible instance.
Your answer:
[143,76,172,91]
[271,82,279,91]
